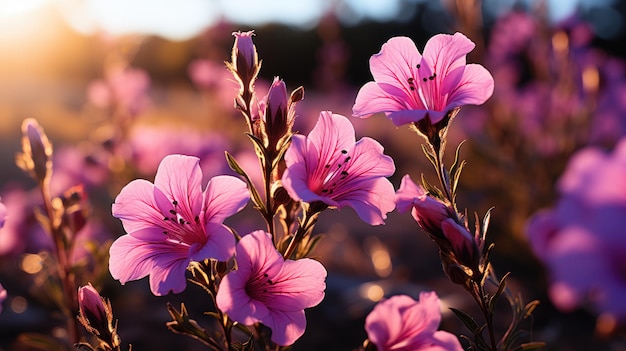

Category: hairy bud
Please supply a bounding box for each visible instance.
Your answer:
[16,119,53,184]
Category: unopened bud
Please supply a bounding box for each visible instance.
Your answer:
[78,284,113,338]
[445,262,471,286]
[289,86,305,103]
[231,31,258,91]
[265,77,290,151]
[16,119,53,183]
[441,219,480,270]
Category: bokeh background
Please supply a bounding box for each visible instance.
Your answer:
[1,0,626,350]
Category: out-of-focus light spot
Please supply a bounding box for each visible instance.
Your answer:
[359,283,384,302]
[0,0,49,18]
[596,313,617,336]
[552,31,569,54]
[60,0,220,40]
[582,66,599,93]
[20,253,43,274]
[218,0,329,28]
[365,236,392,278]
[11,296,28,313]
[52,327,67,338]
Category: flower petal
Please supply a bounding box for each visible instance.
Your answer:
[421,32,475,79]
[282,163,333,205]
[192,222,235,262]
[387,109,430,126]
[395,174,426,213]
[370,36,421,91]
[445,64,495,109]
[149,255,191,296]
[308,112,355,167]
[426,331,464,351]
[112,179,164,233]
[262,309,307,346]
[268,258,327,311]
[335,177,395,225]
[202,175,249,223]
[352,82,408,118]
[216,272,267,325]
[154,154,203,222]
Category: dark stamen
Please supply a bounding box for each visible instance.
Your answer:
[169,210,176,215]
[416,64,421,69]
[341,150,348,154]
[172,200,178,206]
[423,78,428,82]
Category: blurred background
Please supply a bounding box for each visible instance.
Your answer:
[1,0,626,350]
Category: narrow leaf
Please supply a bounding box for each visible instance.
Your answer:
[449,307,481,333]
[421,144,437,166]
[449,140,467,176]
[225,151,266,213]
[518,342,546,350]
[420,173,444,200]
[489,272,511,310]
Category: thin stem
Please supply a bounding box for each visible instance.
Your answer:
[282,203,324,260]
[39,179,80,345]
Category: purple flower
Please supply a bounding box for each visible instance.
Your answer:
[231,31,258,89]
[282,111,396,225]
[109,154,249,296]
[353,33,494,126]
[216,230,326,346]
[527,138,626,319]
[396,174,451,236]
[87,66,150,116]
[365,292,463,351]
[78,283,113,338]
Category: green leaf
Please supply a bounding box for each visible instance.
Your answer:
[449,140,466,176]
[421,144,437,167]
[449,307,481,333]
[420,173,444,200]
[225,151,265,214]
[489,272,511,310]
[451,160,466,195]
[246,132,267,161]
[482,207,495,240]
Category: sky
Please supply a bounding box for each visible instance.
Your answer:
[0,0,620,40]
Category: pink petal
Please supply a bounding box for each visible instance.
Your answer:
[369,36,421,90]
[109,232,184,286]
[421,33,475,80]
[192,222,235,262]
[365,296,405,348]
[336,177,395,225]
[149,255,191,296]
[284,134,309,167]
[387,109,431,126]
[282,163,332,205]
[154,155,203,222]
[236,231,284,278]
[112,179,165,235]
[411,291,443,334]
[350,137,396,178]
[262,309,307,346]
[268,258,327,311]
[395,174,426,213]
[352,82,407,118]
[445,64,495,109]
[307,112,355,169]
[216,273,268,325]
[426,331,464,351]
[202,175,249,223]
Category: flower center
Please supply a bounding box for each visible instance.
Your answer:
[408,63,438,111]
[160,199,204,246]
[318,149,352,196]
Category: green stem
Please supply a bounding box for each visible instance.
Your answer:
[282,203,325,260]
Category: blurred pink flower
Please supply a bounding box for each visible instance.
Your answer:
[365,292,463,351]
[527,138,626,319]
[0,283,6,314]
[216,230,326,346]
[353,33,494,126]
[0,199,6,228]
[109,154,249,296]
[88,66,150,116]
[282,111,396,225]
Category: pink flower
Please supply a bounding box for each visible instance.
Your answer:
[282,111,396,225]
[527,138,626,319]
[88,66,150,116]
[109,154,249,296]
[216,230,326,346]
[0,283,6,314]
[0,199,6,228]
[353,33,494,126]
[365,292,463,351]
[78,283,113,338]
[231,31,258,88]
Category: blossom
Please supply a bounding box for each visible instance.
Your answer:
[365,292,463,351]
[352,33,494,126]
[216,230,326,346]
[396,174,451,236]
[109,154,249,296]
[527,138,626,319]
[88,66,150,116]
[282,111,396,225]
[231,30,258,89]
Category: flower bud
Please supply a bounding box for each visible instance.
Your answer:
[441,218,480,271]
[60,185,89,235]
[444,262,471,286]
[264,77,290,151]
[16,119,53,183]
[77,283,118,347]
[231,31,258,91]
